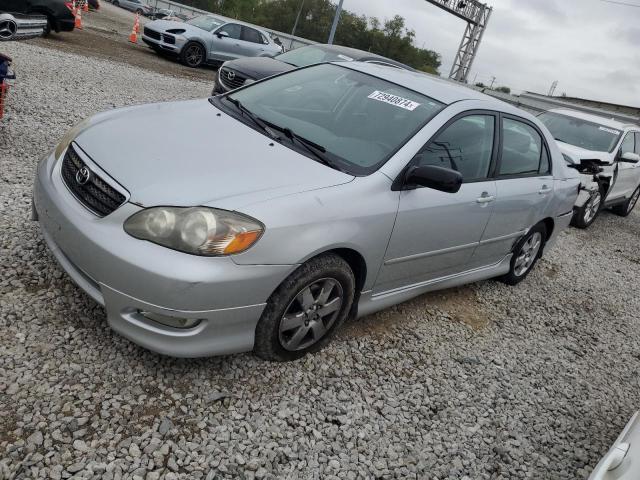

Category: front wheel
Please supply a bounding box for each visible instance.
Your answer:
[500,223,546,286]
[180,42,205,68]
[612,185,640,217]
[571,187,604,229]
[254,253,355,362]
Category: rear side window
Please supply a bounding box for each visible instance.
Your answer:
[414,114,495,182]
[242,27,263,44]
[220,23,242,39]
[499,118,544,176]
[621,133,635,155]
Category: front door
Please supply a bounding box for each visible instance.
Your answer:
[608,132,640,202]
[210,23,243,61]
[472,115,554,268]
[375,113,498,294]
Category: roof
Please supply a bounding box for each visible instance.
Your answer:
[340,62,498,105]
[315,44,413,70]
[548,108,640,131]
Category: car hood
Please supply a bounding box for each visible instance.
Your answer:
[223,56,296,80]
[74,99,354,208]
[145,19,205,36]
[557,141,612,165]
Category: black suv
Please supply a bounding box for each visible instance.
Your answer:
[0,0,75,33]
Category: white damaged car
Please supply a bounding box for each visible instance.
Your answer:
[538,109,640,228]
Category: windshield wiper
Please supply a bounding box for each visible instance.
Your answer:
[268,124,343,171]
[554,137,569,144]
[226,97,277,138]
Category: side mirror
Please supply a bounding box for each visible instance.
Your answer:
[216,31,229,39]
[406,165,462,193]
[619,152,640,164]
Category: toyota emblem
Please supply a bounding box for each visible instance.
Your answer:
[227,70,236,80]
[76,166,91,185]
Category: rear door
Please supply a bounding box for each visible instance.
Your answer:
[470,114,554,269]
[375,112,498,293]
[239,26,269,57]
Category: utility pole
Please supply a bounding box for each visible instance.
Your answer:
[290,0,305,50]
[489,76,496,89]
[327,0,344,45]
[548,80,558,97]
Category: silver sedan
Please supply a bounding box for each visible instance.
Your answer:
[142,14,283,68]
[33,63,579,361]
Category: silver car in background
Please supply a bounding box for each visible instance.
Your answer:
[142,14,283,68]
[111,0,153,16]
[33,63,579,361]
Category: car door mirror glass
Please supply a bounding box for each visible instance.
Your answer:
[406,165,462,193]
[620,151,640,164]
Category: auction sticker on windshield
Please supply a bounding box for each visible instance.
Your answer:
[368,91,421,111]
[599,126,621,135]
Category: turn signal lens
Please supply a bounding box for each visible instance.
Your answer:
[124,207,263,256]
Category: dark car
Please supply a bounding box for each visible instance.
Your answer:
[212,44,415,95]
[0,0,75,33]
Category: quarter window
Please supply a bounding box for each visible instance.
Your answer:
[621,133,635,155]
[220,23,242,39]
[499,118,544,176]
[242,27,263,44]
[413,115,495,182]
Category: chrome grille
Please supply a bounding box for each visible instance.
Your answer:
[219,68,246,91]
[61,145,126,217]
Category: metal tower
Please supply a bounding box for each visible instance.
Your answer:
[424,0,492,83]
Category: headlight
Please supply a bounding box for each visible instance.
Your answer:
[54,118,92,160]
[124,207,264,256]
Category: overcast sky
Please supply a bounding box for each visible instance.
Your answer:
[341,0,640,107]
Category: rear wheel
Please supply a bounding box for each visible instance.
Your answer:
[136,8,144,14]
[612,185,640,217]
[254,253,355,362]
[571,186,604,229]
[500,223,546,286]
[180,42,205,68]
[113,0,119,6]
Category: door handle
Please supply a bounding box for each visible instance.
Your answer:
[538,185,552,195]
[476,192,495,204]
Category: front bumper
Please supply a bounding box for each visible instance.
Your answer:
[33,149,295,357]
[141,30,187,54]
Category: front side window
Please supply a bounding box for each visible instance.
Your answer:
[538,111,622,152]
[241,27,263,44]
[219,23,242,39]
[499,118,545,176]
[620,133,635,155]
[222,64,444,175]
[187,15,226,32]
[413,115,495,182]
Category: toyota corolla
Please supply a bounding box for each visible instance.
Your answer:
[33,63,579,361]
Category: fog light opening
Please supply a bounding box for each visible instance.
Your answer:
[139,311,203,329]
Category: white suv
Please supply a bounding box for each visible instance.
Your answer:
[539,108,640,228]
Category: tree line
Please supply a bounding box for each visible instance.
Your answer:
[175,0,442,74]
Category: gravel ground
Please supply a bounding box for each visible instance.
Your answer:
[2,40,640,480]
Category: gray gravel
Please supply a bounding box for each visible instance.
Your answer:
[2,40,640,480]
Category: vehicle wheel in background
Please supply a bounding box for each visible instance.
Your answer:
[500,223,546,286]
[180,42,205,68]
[571,186,604,229]
[136,8,144,14]
[113,0,119,6]
[254,253,355,362]
[612,185,640,217]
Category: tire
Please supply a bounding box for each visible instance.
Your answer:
[254,253,355,362]
[571,186,604,229]
[611,185,640,217]
[136,8,144,14]
[500,223,547,286]
[113,0,119,6]
[180,42,206,68]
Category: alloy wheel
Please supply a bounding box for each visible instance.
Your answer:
[278,278,343,351]
[514,232,542,277]
[583,191,601,224]
[627,188,640,214]
[185,45,204,67]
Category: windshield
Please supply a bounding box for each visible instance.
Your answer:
[187,15,225,32]
[538,111,622,153]
[275,46,361,67]
[223,64,444,175]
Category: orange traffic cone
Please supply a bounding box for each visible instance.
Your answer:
[83,0,89,12]
[134,13,140,34]
[129,22,137,43]
[75,6,83,29]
